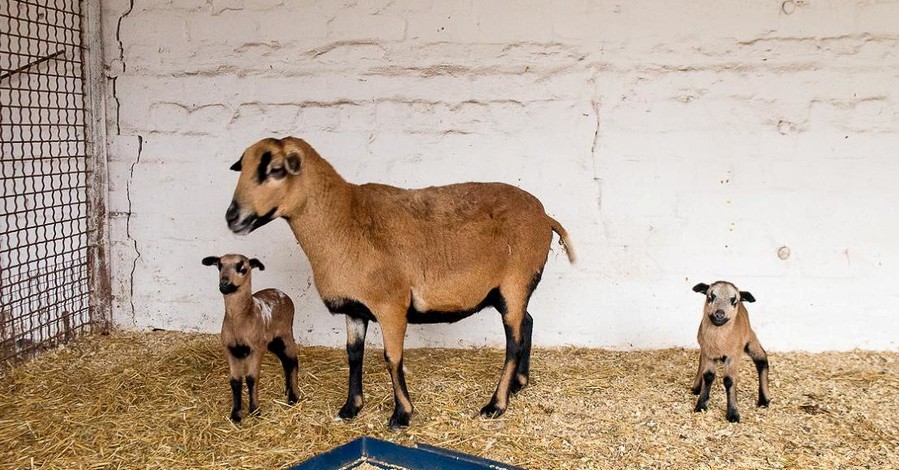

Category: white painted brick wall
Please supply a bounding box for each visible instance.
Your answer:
[101,0,899,351]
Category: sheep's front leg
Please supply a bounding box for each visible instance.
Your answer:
[723,356,740,423]
[246,349,264,416]
[379,315,413,429]
[694,354,715,413]
[339,315,369,420]
[226,353,247,422]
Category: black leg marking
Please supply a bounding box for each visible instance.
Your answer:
[246,375,259,415]
[228,343,251,359]
[754,357,770,407]
[481,319,524,418]
[387,357,412,430]
[339,336,366,420]
[724,376,740,423]
[268,337,299,405]
[695,371,715,412]
[511,312,534,394]
[229,378,242,422]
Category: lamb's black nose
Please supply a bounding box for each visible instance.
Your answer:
[713,309,725,319]
[226,200,240,224]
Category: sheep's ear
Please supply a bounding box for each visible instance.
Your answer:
[249,258,265,271]
[230,157,242,172]
[202,256,220,267]
[285,152,301,175]
[740,291,756,303]
[692,283,709,294]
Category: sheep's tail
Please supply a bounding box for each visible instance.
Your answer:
[547,216,576,263]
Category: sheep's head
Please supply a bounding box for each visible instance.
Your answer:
[202,254,265,295]
[692,281,755,326]
[226,137,309,235]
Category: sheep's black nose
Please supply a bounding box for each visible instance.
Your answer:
[714,309,725,318]
[226,200,240,224]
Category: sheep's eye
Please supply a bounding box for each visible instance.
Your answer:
[236,262,246,274]
[731,296,737,306]
[269,166,287,180]
[707,294,715,303]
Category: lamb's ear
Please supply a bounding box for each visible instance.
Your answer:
[230,156,242,172]
[740,291,756,303]
[692,283,710,295]
[202,256,220,267]
[249,258,265,271]
[285,152,301,175]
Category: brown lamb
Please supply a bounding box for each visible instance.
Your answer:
[222,136,575,428]
[202,254,300,422]
[692,281,771,423]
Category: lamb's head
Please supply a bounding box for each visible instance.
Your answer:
[692,281,755,326]
[226,137,311,235]
[202,254,265,295]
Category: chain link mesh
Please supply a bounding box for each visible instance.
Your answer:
[1,0,94,364]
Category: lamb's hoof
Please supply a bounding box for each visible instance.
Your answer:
[757,397,770,408]
[727,411,741,423]
[480,403,506,419]
[229,411,242,423]
[694,403,707,413]
[287,393,299,406]
[388,410,411,430]
[338,401,362,420]
[248,406,260,417]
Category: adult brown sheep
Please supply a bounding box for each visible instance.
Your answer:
[224,136,575,429]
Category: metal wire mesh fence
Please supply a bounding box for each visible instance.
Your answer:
[1,0,98,364]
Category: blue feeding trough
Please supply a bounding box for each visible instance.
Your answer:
[290,436,525,470]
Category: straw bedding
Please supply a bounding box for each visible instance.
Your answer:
[1,330,897,469]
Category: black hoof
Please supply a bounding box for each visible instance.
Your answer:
[230,411,242,423]
[480,403,506,419]
[248,406,260,417]
[757,397,770,408]
[338,401,362,420]
[388,410,411,430]
[287,393,299,406]
[691,386,701,396]
[694,403,707,413]
[727,411,741,423]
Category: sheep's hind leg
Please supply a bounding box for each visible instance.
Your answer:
[745,334,771,407]
[510,312,533,394]
[481,287,526,418]
[268,336,299,405]
[378,313,413,429]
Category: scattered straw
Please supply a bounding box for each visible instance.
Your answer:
[0,331,897,469]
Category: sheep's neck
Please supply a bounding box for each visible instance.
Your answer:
[285,164,360,270]
[223,288,254,319]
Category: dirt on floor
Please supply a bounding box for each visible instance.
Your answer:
[0,331,897,469]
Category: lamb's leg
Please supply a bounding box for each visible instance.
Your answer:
[723,356,740,423]
[268,336,299,405]
[745,334,771,407]
[379,314,412,429]
[694,353,715,413]
[246,350,264,416]
[226,354,246,422]
[339,315,369,420]
[691,357,704,395]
